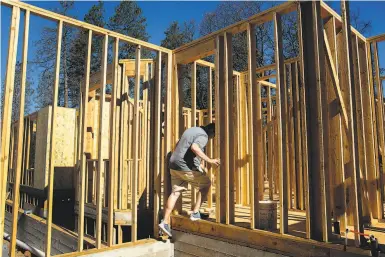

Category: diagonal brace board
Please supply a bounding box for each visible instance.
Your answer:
[323,30,349,130]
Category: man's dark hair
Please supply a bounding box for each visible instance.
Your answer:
[201,123,215,137]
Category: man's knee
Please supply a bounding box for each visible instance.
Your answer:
[171,190,182,197]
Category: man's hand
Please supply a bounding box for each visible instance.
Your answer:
[209,158,220,167]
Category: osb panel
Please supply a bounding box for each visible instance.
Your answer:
[54,106,77,167]
[34,106,51,190]
[86,98,111,159]
[85,97,96,157]
[102,101,111,160]
[33,106,77,190]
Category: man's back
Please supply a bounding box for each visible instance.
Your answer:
[169,127,208,171]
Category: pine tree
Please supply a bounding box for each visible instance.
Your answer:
[161,21,196,108]
[200,1,270,71]
[1,61,35,121]
[108,1,149,59]
[32,1,74,107]
[33,1,75,108]
[161,21,195,50]
[67,1,105,107]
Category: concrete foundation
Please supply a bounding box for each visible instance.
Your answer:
[78,240,173,257]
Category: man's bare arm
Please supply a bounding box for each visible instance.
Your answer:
[191,143,220,166]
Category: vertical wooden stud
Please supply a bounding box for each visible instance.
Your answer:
[224,32,235,224]
[274,13,288,234]
[77,30,92,252]
[341,0,365,245]
[247,23,260,229]
[132,46,141,242]
[215,35,224,223]
[10,10,29,257]
[107,38,119,246]
[96,34,108,248]
[207,67,214,208]
[0,8,20,251]
[45,20,63,257]
[153,52,162,237]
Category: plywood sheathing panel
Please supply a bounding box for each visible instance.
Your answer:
[34,106,77,190]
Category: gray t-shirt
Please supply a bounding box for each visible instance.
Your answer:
[169,127,208,171]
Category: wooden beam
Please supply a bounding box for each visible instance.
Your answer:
[323,29,349,129]
[373,42,385,180]
[224,32,235,224]
[215,35,224,223]
[191,61,197,127]
[0,7,20,252]
[171,215,369,257]
[45,20,63,257]
[288,64,297,209]
[163,52,173,215]
[366,33,385,43]
[274,13,288,234]
[267,85,274,201]
[190,61,198,210]
[292,61,304,210]
[352,35,371,220]
[259,80,276,88]
[298,2,330,241]
[107,38,119,246]
[283,66,290,210]
[247,23,259,229]
[240,75,249,206]
[153,52,162,237]
[1,0,171,53]
[174,1,297,64]
[10,10,29,257]
[234,74,241,205]
[194,59,241,76]
[256,74,276,82]
[366,43,383,220]
[131,46,141,242]
[207,67,213,208]
[318,2,332,240]
[297,6,311,237]
[324,17,347,232]
[195,59,215,69]
[144,62,150,210]
[95,35,108,248]
[255,69,264,205]
[341,0,365,246]
[171,61,183,215]
[77,30,92,252]
[320,0,366,42]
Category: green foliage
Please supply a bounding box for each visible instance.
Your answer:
[161,21,196,107]
[67,1,105,108]
[1,61,35,121]
[108,0,150,59]
[161,21,195,50]
[33,0,76,108]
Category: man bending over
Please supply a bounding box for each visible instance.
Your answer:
[159,123,220,237]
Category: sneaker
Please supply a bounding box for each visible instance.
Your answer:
[158,220,172,237]
[190,211,201,221]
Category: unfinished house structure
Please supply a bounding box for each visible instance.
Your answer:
[1,0,385,256]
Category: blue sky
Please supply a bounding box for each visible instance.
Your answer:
[1,1,384,104]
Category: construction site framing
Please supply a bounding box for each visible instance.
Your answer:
[1,0,385,256]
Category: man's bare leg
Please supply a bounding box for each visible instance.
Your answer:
[163,191,181,224]
[193,187,208,213]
